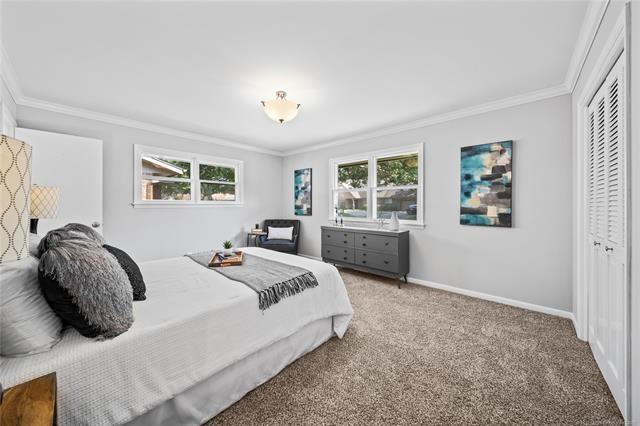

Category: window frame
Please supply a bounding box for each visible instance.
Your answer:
[133,144,243,207]
[328,143,424,227]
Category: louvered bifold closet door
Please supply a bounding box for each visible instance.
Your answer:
[587,108,598,341]
[586,54,627,416]
[604,55,626,408]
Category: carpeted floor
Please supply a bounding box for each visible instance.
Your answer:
[210,269,623,425]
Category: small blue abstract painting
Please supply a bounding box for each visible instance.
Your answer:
[294,168,312,216]
[460,141,512,227]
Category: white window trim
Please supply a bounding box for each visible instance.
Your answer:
[328,143,424,228]
[133,144,244,207]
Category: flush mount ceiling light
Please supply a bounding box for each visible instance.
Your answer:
[261,91,300,124]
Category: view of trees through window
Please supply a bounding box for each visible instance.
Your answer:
[140,154,239,202]
[376,154,418,186]
[334,151,420,221]
[337,160,368,188]
[376,153,419,220]
[199,164,236,201]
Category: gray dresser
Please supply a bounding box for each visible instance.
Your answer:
[321,225,409,288]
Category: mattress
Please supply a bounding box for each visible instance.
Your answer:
[0,248,353,425]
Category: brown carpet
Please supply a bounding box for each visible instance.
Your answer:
[210,269,623,425]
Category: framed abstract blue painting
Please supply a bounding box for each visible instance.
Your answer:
[294,168,312,216]
[460,141,512,227]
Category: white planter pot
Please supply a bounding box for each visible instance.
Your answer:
[223,248,233,256]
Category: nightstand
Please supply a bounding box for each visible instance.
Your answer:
[0,373,57,426]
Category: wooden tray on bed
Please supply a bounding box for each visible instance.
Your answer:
[208,251,244,267]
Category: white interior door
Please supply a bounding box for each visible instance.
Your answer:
[15,128,103,236]
[586,54,627,416]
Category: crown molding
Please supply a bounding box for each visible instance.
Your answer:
[564,0,610,93]
[17,96,284,156]
[283,83,570,156]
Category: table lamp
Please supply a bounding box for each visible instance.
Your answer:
[30,185,60,235]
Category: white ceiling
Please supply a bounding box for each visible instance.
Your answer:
[2,1,588,154]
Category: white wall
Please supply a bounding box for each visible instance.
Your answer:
[282,95,573,312]
[0,76,17,136]
[17,106,283,261]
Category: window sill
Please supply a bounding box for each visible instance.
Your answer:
[326,218,426,230]
[132,202,244,208]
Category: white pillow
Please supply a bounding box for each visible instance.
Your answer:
[268,226,294,241]
[0,256,63,357]
[29,234,40,257]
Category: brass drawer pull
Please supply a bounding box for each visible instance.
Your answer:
[362,243,367,247]
[362,260,367,264]
[384,260,389,264]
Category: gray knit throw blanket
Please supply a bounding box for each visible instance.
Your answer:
[185,252,318,310]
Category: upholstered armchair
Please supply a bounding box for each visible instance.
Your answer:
[258,219,300,255]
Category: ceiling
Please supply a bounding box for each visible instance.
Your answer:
[2,1,588,154]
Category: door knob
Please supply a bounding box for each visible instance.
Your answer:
[605,246,614,252]
[91,222,101,228]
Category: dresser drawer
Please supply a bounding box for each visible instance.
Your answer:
[322,245,355,263]
[355,233,398,253]
[322,229,354,247]
[355,250,399,273]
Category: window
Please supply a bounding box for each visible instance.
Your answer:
[134,145,243,206]
[330,144,423,225]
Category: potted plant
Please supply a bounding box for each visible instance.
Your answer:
[222,240,233,256]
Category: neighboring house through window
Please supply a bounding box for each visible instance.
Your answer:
[329,144,423,226]
[134,145,243,206]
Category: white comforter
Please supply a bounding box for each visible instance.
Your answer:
[0,248,353,425]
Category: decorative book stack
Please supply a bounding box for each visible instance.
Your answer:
[209,251,244,267]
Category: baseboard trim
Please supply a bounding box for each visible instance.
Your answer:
[406,276,574,320]
[305,255,575,321]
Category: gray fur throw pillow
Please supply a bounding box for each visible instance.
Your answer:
[38,238,134,338]
[37,223,105,257]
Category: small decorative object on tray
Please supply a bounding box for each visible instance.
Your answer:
[209,251,244,267]
[222,240,234,256]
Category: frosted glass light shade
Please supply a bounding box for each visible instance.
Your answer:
[30,186,60,219]
[261,91,300,124]
[0,135,32,262]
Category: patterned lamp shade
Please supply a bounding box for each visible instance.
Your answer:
[0,134,32,263]
[30,186,60,219]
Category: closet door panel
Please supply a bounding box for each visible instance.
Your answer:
[586,54,626,416]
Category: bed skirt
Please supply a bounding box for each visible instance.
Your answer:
[126,317,334,425]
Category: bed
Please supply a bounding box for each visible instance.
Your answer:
[0,247,353,425]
